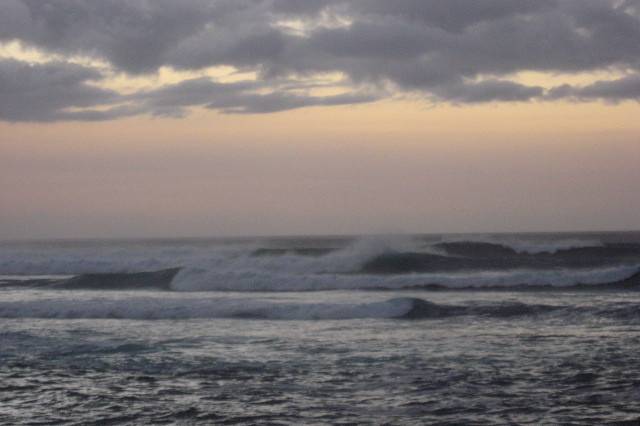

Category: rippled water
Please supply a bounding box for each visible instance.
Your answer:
[2,290,640,424]
[2,234,640,424]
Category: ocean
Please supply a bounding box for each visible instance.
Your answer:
[1,232,640,424]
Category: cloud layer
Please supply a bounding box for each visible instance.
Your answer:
[1,0,640,121]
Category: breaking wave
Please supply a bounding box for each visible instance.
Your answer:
[169,265,640,292]
[1,235,639,291]
[2,264,638,292]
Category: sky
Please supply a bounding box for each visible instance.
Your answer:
[1,0,640,239]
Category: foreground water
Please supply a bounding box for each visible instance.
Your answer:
[1,233,640,424]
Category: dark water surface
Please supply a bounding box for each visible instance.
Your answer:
[1,233,640,424]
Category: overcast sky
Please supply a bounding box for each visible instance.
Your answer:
[1,0,639,239]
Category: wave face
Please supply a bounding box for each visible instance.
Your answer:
[53,268,180,290]
[0,296,410,320]
[1,233,639,291]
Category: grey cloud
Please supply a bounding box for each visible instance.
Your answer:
[0,59,377,122]
[136,77,378,115]
[350,0,556,32]
[4,1,639,76]
[1,0,640,121]
[0,59,121,121]
[270,0,343,16]
[1,0,219,74]
[548,75,640,102]
[167,27,289,71]
[331,1,640,84]
[433,80,544,104]
[208,90,376,114]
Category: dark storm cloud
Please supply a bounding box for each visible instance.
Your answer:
[1,0,639,121]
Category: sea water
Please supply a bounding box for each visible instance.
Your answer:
[1,233,640,424]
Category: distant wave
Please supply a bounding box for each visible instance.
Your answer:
[1,235,639,292]
[251,248,336,257]
[361,244,640,274]
[434,236,605,254]
[53,268,179,290]
[2,265,639,292]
